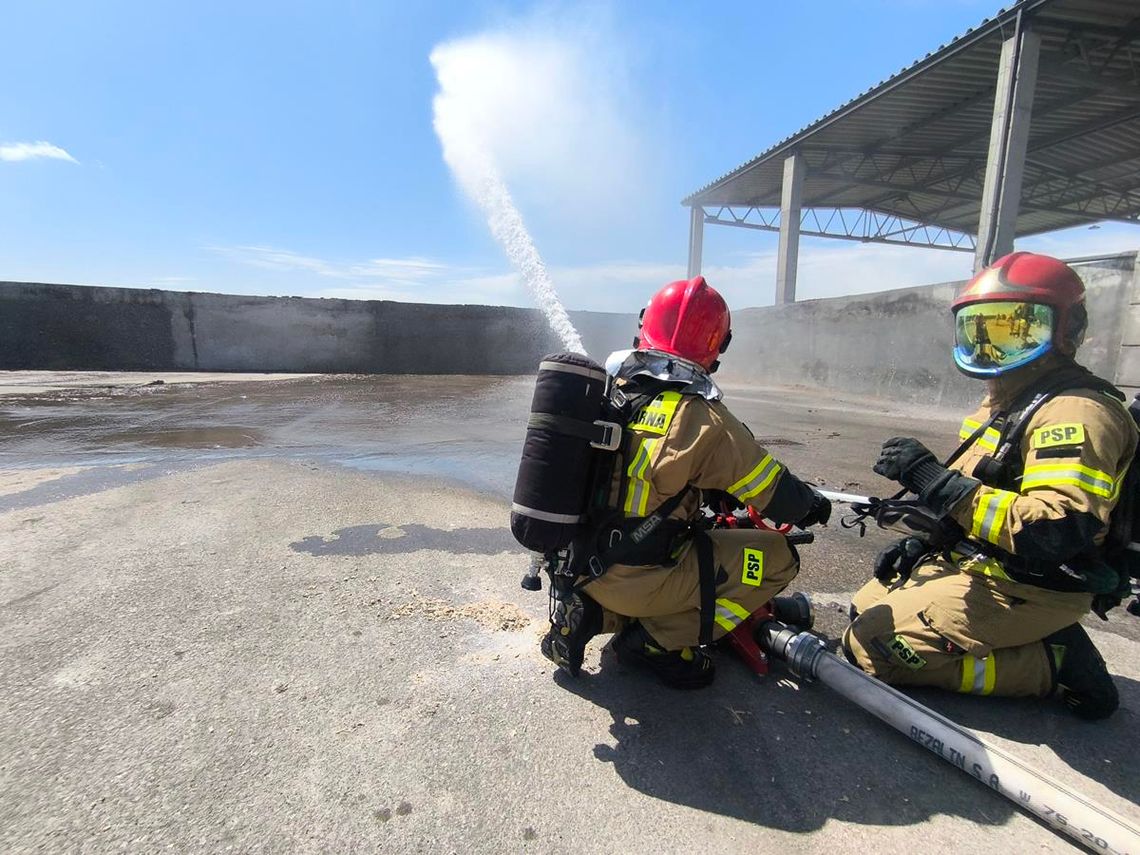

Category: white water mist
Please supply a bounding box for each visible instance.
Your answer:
[430,43,586,355]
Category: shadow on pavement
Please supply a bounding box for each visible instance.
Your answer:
[553,644,1017,834]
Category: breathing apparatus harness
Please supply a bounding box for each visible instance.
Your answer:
[842,372,1140,612]
[513,350,725,646]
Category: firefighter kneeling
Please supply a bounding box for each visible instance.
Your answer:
[541,277,831,688]
[844,252,1138,720]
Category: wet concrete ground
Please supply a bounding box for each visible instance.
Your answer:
[1,373,1137,853]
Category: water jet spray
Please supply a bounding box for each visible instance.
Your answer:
[431,43,586,355]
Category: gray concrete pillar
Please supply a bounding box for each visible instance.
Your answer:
[974,25,1041,271]
[687,206,704,279]
[776,152,805,304]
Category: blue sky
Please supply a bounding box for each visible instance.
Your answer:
[3,1,1136,312]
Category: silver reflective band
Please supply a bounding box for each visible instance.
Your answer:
[538,361,607,382]
[511,503,584,525]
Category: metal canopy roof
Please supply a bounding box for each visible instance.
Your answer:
[683,0,1140,250]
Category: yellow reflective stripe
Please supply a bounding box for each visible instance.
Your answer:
[713,597,751,632]
[969,489,1017,545]
[623,439,658,516]
[958,654,996,695]
[959,418,1000,452]
[959,656,975,693]
[718,597,750,620]
[727,454,783,502]
[1021,462,1117,499]
[628,391,682,436]
[958,553,1013,581]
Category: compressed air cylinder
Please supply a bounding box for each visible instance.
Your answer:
[511,353,610,554]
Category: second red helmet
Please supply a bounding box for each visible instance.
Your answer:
[637,276,732,371]
[950,252,1087,377]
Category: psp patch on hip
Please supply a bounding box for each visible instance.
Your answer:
[889,634,927,670]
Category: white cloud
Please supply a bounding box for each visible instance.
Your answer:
[209,221,1138,311]
[0,141,78,163]
[211,246,451,283]
[210,244,514,304]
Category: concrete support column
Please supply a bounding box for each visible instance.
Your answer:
[687,206,704,279]
[776,152,805,304]
[974,24,1041,271]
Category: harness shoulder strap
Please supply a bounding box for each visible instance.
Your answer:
[993,374,1123,465]
[612,379,686,517]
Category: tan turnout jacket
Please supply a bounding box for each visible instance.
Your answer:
[947,359,1137,574]
[612,389,790,522]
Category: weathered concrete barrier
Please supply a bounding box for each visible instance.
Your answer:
[3,251,1136,408]
[717,252,1139,408]
[0,282,633,375]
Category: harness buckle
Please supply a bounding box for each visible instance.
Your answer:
[588,555,606,578]
[590,420,622,452]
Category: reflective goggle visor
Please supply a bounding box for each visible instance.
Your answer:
[954,301,1054,375]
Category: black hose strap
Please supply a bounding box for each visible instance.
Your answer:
[696,530,716,646]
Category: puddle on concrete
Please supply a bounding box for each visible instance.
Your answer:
[105,426,265,449]
[0,462,206,514]
[756,437,804,447]
[290,523,517,557]
[0,375,532,506]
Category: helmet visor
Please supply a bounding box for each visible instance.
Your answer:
[954,301,1054,374]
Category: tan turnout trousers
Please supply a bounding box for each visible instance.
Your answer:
[589,528,799,650]
[847,559,1090,696]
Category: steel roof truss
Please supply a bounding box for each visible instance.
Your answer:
[701,205,976,252]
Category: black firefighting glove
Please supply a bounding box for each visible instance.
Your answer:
[1091,573,1136,621]
[797,489,832,528]
[702,489,743,512]
[873,437,981,517]
[874,537,926,584]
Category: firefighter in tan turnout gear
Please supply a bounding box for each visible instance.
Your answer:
[845,252,1138,719]
[540,276,831,688]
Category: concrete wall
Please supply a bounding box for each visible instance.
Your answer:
[3,252,1137,406]
[1110,256,1140,401]
[717,252,1139,409]
[0,282,635,375]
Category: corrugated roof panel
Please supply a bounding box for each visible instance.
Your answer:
[684,0,1140,238]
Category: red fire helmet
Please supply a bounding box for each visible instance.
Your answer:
[952,252,1086,349]
[637,276,732,370]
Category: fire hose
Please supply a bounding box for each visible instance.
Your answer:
[759,619,1140,854]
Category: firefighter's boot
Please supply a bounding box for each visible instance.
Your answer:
[1044,623,1119,721]
[541,590,603,677]
[612,621,716,690]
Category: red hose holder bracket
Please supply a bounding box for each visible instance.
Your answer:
[726,601,774,676]
[746,505,792,533]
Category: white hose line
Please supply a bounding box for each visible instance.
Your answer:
[816,489,875,505]
[814,650,1140,854]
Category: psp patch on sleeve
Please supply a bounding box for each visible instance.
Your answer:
[1031,423,1085,449]
[742,548,764,587]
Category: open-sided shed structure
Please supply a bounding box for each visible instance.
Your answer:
[684,0,1140,302]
